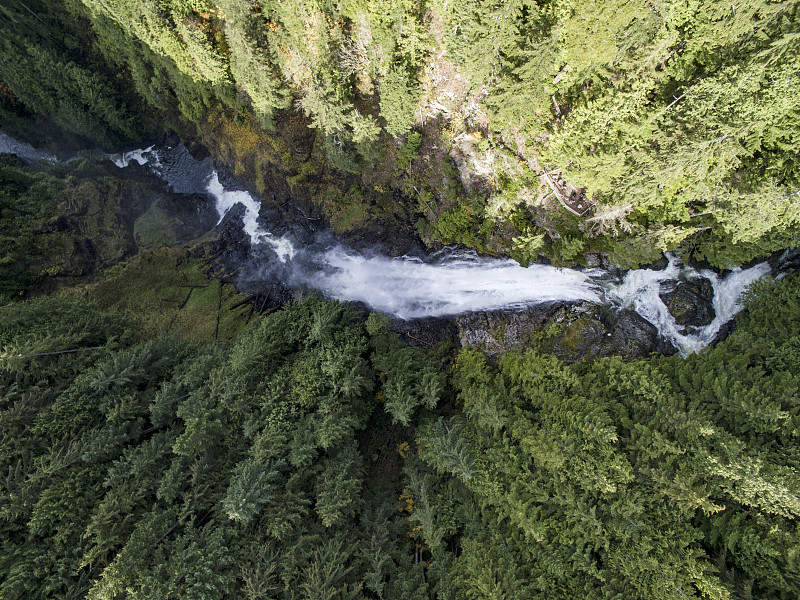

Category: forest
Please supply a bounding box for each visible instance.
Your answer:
[2,1,800,599]
[1,0,799,266]
[3,250,800,599]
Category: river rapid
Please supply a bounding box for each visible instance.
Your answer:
[111,144,772,355]
[3,135,773,355]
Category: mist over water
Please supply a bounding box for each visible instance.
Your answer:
[297,247,599,320]
[0,131,57,162]
[4,133,773,354]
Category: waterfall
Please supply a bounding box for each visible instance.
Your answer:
[296,246,600,320]
[109,146,602,318]
[3,134,773,354]
[607,255,771,355]
[206,172,296,262]
[107,145,771,353]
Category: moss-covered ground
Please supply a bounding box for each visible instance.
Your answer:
[66,246,251,344]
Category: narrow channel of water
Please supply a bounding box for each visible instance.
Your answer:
[114,145,603,317]
[115,145,772,354]
[5,136,772,354]
[0,131,57,162]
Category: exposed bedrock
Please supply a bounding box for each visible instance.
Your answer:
[456,302,678,362]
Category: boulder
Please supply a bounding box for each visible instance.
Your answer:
[390,316,460,349]
[133,192,218,249]
[659,276,715,332]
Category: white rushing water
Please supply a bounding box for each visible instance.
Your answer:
[301,247,599,320]
[607,255,771,354]
[106,144,772,352]
[206,173,296,262]
[109,146,602,318]
[3,133,772,353]
[111,146,153,167]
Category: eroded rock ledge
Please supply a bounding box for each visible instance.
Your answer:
[455,302,678,363]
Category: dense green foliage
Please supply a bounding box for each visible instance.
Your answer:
[438,0,800,266]
[3,1,800,596]
[3,270,800,598]
[0,155,149,298]
[3,0,797,266]
[0,297,440,600]
[0,0,143,146]
[3,2,800,595]
[0,153,222,301]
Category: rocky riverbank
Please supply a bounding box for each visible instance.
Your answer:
[2,137,771,361]
[455,302,678,362]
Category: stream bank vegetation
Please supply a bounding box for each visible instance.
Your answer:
[0,151,798,600]
[3,258,800,599]
[2,0,799,267]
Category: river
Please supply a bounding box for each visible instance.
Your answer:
[3,136,773,355]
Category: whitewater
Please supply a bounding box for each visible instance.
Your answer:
[5,138,772,355]
[110,144,774,354]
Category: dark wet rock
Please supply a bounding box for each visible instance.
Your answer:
[161,133,181,148]
[184,140,211,162]
[4,155,191,293]
[773,246,800,272]
[150,145,214,195]
[709,318,739,348]
[216,202,248,235]
[1,115,102,160]
[232,280,294,315]
[603,310,678,359]
[286,123,316,161]
[684,252,719,273]
[389,317,460,349]
[596,254,629,280]
[456,301,568,354]
[339,226,429,259]
[583,253,603,268]
[218,220,294,312]
[659,276,715,331]
[455,301,676,363]
[36,215,72,234]
[197,203,251,282]
[193,118,424,259]
[647,255,670,270]
[66,238,99,277]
